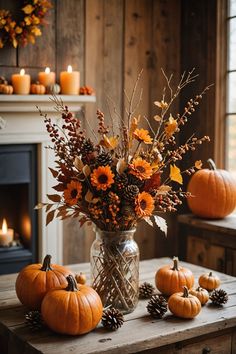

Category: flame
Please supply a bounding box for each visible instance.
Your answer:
[20,69,25,76]
[1,219,7,234]
[45,67,50,74]
[67,65,72,73]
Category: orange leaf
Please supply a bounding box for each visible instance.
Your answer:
[47,194,61,202]
[48,167,58,178]
[169,164,183,185]
[46,209,56,226]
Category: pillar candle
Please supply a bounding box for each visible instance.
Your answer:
[60,65,80,95]
[0,219,14,246]
[12,69,31,94]
[38,67,56,87]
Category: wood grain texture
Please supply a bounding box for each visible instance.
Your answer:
[0,258,236,354]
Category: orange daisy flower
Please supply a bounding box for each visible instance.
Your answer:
[135,192,155,217]
[133,128,153,144]
[129,157,153,180]
[64,180,82,206]
[91,165,114,191]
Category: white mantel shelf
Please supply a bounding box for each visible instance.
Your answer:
[0,94,96,112]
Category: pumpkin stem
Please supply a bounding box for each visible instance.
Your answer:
[171,256,179,271]
[209,271,213,276]
[207,158,217,170]
[40,254,53,271]
[183,286,189,298]
[66,275,78,292]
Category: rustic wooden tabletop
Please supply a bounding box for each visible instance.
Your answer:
[0,258,236,354]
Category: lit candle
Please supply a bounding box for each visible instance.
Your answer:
[38,67,56,87]
[0,219,14,246]
[12,69,31,94]
[60,65,80,95]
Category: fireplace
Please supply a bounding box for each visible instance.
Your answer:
[0,144,38,274]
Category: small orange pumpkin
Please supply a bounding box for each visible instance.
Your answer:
[187,158,236,219]
[75,272,86,284]
[155,257,194,296]
[189,286,209,305]
[0,84,13,94]
[15,254,71,310]
[168,286,201,318]
[198,271,221,291]
[30,82,46,94]
[41,275,103,335]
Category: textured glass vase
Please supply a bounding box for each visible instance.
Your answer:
[90,228,139,314]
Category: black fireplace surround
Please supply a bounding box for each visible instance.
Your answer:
[0,144,38,274]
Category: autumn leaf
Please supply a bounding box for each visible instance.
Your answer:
[143,217,153,227]
[47,194,61,202]
[48,167,58,178]
[85,190,100,204]
[83,165,91,177]
[153,115,162,122]
[154,100,168,109]
[165,114,178,137]
[53,183,65,192]
[153,215,167,236]
[74,156,84,171]
[116,158,127,175]
[169,164,183,184]
[100,135,119,150]
[46,204,54,212]
[156,185,172,195]
[195,160,202,169]
[46,209,56,226]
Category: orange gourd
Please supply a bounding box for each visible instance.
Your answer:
[198,271,221,291]
[189,286,209,305]
[0,84,13,94]
[187,159,236,219]
[168,286,201,318]
[15,254,71,310]
[41,275,103,335]
[75,272,86,284]
[31,82,46,94]
[155,257,194,296]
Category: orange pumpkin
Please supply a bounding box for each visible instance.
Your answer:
[0,84,13,94]
[198,271,221,291]
[15,254,71,310]
[168,286,201,318]
[189,286,209,305]
[41,275,103,335]
[75,272,86,284]
[187,158,236,219]
[155,257,194,296]
[31,82,46,94]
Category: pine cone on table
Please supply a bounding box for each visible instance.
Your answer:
[101,308,124,331]
[139,282,155,299]
[25,311,44,331]
[147,294,167,318]
[210,289,229,306]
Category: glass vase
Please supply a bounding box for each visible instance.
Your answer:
[90,228,139,314]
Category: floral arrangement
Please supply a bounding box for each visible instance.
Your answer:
[36,70,210,234]
[0,0,52,48]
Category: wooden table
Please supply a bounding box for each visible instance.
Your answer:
[0,258,236,354]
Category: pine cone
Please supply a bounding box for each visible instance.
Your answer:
[210,289,228,306]
[129,174,145,189]
[115,173,128,190]
[102,308,124,330]
[123,185,139,200]
[25,311,44,331]
[147,294,167,318]
[96,151,113,166]
[80,138,94,155]
[139,282,155,299]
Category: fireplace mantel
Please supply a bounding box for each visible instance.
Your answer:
[0,95,96,264]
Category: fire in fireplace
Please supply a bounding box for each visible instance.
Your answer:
[0,144,38,274]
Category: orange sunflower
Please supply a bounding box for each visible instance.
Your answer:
[133,128,152,144]
[129,157,153,180]
[64,180,82,206]
[91,165,114,191]
[135,192,155,217]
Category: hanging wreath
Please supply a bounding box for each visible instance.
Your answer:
[0,1,52,49]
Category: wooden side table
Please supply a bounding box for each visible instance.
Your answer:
[0,258,236,354]
[177,214,236,276]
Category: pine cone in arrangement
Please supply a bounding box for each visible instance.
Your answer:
[128,174,145,189]
[139,282,155,299]
[210,289,229,306]
[147,294,168,318]
[96,151,113,166]
[25,311,44,331]
[80,138,94,155]
[101,308,124,331]
[115,173,128,190]
[123,185,139,200]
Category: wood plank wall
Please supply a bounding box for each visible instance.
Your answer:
[0,0,219,264]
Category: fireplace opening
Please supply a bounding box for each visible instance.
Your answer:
[0,144,38,274]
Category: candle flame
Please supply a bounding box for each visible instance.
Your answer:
[2,219,7,234]
[45,67,50,74]
[67,65,72,73]
[20,69,25,76]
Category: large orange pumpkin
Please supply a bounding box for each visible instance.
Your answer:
[15,254,71,310]
[187,159,236,219]
[41,275,103,335]
[168,286,201,319]
[155,257,194,296]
